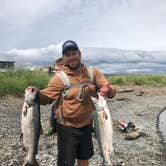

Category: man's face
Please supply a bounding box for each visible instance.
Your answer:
[62,49,81,69]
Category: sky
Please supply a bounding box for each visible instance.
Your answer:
[1,46,166,74]
[0,0,166,51]
[0,0,166,74]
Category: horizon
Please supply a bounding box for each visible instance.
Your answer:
[0,45,166,75]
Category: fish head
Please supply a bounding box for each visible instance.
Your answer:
[25,89,39,106]
[91,93,107,112]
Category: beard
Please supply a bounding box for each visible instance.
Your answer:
[63,52,81,70]
[65,57,81,70]
[67,61,81,70]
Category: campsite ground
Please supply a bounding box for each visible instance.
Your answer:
[0,85,165,166]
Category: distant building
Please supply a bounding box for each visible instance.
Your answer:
[0,60,15,71]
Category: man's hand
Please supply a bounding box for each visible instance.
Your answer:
[99,82,110,96]
[81,83,97,99]
[24,86,38,95]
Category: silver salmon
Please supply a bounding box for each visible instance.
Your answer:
[91,93,113,166]
[21,89,41,166]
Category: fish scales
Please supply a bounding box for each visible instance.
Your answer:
[21,90,41,166]
[91,93,113,166]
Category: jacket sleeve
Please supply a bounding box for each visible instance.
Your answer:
[39,75,64,105]
[93,67,116,98]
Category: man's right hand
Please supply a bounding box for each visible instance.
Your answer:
[24,86,38,94]
[99,82,110,96]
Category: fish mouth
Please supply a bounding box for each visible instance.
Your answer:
[25,90,39,105]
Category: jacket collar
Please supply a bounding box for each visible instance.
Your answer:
[59,63,86,75]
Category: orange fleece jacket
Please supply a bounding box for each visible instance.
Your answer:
[39,64,116,128]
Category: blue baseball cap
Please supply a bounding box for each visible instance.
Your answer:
[62,40,79,54]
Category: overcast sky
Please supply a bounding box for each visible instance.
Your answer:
[0,0,166,51]
[0,0,166,74]
[0,46,165,74]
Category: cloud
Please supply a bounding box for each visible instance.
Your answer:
[1,44,166,74]
[82,47,166,74]
[2,44,61,66]
[0,0,166,50]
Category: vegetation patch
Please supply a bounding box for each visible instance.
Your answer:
[107,74,166,86]
[0,70,49,96]
[1,70,166,96]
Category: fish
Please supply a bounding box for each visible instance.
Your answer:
[91,93,113,166]
[21,89,41,166]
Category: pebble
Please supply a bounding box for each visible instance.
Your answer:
[0,92,165,165]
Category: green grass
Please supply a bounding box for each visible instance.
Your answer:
[107,74,166,86]
[1,70,166,96]
[0,70,49,96]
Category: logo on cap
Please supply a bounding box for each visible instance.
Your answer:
[65,41,74,47]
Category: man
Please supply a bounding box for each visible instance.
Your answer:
[26,40,116,166]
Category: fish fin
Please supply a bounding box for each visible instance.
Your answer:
[19,132,23,142]
[22,145,27,152]
[40,127,43,135]
[23,106,28,116]
[19,133,28,152]
[40,123,43,135]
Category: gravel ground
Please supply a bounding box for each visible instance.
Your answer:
[0,86,166,166]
